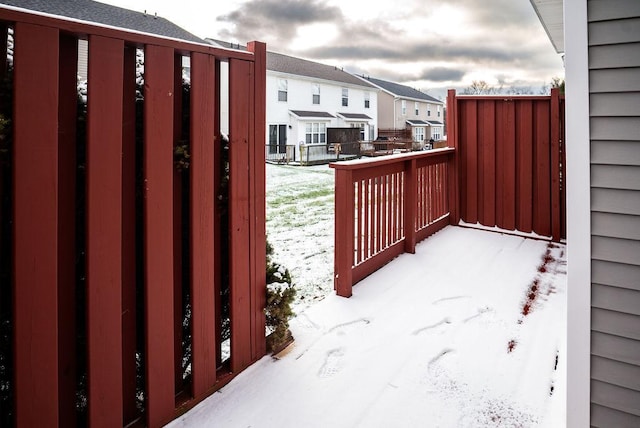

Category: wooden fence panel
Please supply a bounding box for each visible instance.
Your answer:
[189,51,217,397]
[86,34,124,428]
[4,7,268,425]
[450,92,564,240]
[12,22,60,427]
[248,41,267,360]
[143,44,176,428]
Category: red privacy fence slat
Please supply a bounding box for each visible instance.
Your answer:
[448,89,565,241]
[331,149,454,297]
[1,6,266,427]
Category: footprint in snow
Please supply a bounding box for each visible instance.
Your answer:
[432,296,471,305]
[413,317,452,335]
[318,348,345,378]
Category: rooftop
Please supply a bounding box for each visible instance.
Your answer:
[1,0,203,42]
[168,226,566,427]
[360,75,443,104]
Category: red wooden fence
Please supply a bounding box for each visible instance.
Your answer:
[330,149,454,297]
[447,89,565,241]
[1,6,266,427]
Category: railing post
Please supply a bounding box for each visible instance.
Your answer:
[404,159,417,254]
[446,89,460,225]
[550,87,562,242]
[334,168,354,297]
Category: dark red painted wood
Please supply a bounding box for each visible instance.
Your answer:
[229,58,253,370]
[516,101,533,233]
[464,100,478,224]
[502,101,517,231]
[356,180,363,264]
[481,100,496,227]
[248,41,267,360]
[404,159,417,254]
[533,101,552,237]
[190,52,217,396]
[446,90,459,225]
[57,32,78,428]
[550,89,562,241]
[13,22,60,427]
[334,169,354,297]
[143,44,176,428]
[121,44,138,426]
[86,35,124,427]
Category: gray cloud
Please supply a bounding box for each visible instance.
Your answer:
[218,0,342,41]
[216,0,562,91]
[418,67,466,82]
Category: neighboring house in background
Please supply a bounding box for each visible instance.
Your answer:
[208,39,379,161]
[1,0,204,80]
[530,1,640,427]
[355,75,444,144]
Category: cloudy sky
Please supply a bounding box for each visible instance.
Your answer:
[100,0,564,100]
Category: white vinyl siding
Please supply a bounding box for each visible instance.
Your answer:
[587,1,640,426]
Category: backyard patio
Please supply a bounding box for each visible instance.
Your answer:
[168,226,567,427]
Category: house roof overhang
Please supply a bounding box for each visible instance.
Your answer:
[426,120,443,126]
[289,110,335,120]
[529,0,564,54]
[406,120,429,126]
[337,113,372,121]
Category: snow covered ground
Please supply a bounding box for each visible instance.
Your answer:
[168,171,568,428]
[264,164,336,312]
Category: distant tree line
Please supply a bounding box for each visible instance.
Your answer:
[462,77,565,95]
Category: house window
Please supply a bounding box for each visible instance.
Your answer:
[350,122,366,141]
[305,122,327,144]
[312,83,320,104]
[268,124,287,154]
[401,100,406,116]
[364,92,370,108]
[427,105,431,117]
[278,79,288,102]
[415,102,419,116]
[437,105,441,117]
[414,127,425,142]
[342,88,349,107]
[432,127,442,140]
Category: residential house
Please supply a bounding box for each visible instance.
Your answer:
[530,1,640,427]
[355,75,444,144]
[1,0,204,80]
[207,40,379,161]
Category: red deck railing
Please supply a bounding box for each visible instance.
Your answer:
[330,149,455,297]
[1,6,266,427]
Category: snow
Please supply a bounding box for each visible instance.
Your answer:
[167,165,567,428]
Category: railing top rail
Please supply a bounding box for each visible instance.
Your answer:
[0,5,256,61]
[329,147,454,171]
[454,94,555,101]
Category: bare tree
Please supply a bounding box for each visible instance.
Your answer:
[462,80,500,95]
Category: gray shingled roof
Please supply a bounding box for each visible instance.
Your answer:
[338,113,372,120]
[406,120,430,126]
[1,0,203,42]
[268,52,375,89]
[290,110,335,118]
[361,76,442,103]
[206,39,375,89]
